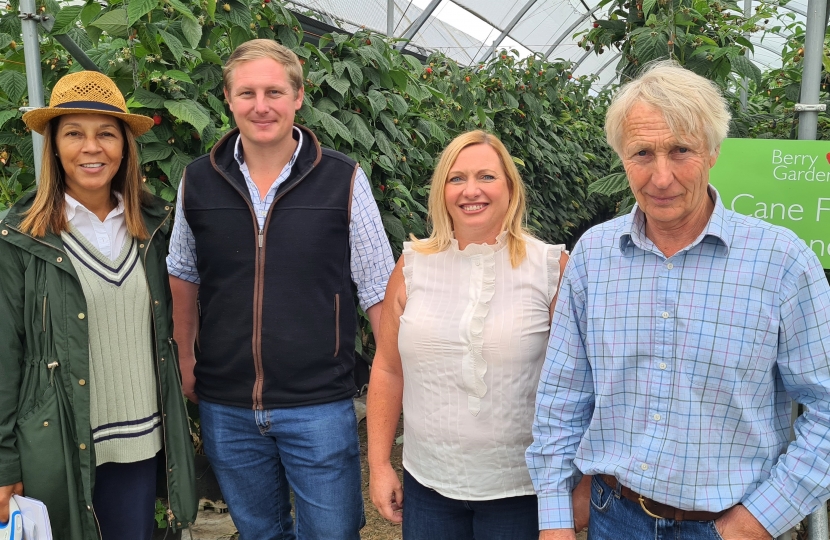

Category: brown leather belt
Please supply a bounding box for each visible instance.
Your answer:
[599,475,727,522]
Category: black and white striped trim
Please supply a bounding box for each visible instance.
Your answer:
[62,232,138,286]
[92,413,161,443]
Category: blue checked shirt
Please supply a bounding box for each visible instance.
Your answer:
[167,127,395,310]
[527,188,830,536]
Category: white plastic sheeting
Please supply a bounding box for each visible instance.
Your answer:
[288,0,809,88]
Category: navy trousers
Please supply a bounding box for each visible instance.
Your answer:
[92,455,158,540]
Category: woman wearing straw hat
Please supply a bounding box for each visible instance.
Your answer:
[0,70,197,539]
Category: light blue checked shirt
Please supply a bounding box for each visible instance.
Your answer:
[527,187,830,536]
[167,127,395,310]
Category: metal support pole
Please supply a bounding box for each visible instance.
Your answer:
[387,0,394,38]
[19,0,44,182]
[478,0,540,62]
[395,0,441,51]
[740,0,751,110]
[797,0,828,140]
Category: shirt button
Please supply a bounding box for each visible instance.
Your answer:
[653,413,661,421]
[139,243,145,249]
[78,379,86,386]
[666,263,673,270]
[475,260,480,266]
[154,300,160,305]
[79,443,86,450]
[640,463,648,471]
[165,206,171,211]
[57,256,63,263]
[661,312,669,319]
[78,313,85,319]
[43,421,49,427]
[1,230,7,235]
[659,362,667,370]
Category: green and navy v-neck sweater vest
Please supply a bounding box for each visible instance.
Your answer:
[61,226,162,465]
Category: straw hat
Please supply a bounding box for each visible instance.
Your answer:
[22,70,154,136]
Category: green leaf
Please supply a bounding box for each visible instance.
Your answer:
[158,150,192,187]
[317,111,353,145]
[588,172,629,196]
[633,31,669,62]
[138,23,161,55]
[136,130,160,144]
[181,17,202,48]
[229,25,250,50]
[0,71,26,103]
[90,8,129,38]
[140,143,174,164]
[129,88,166,108]
[374,130,395,157]
[366,89,387,116]
[325,75,351,97]
[205,0,215,21]
[199,47,222,65]
[730,54,762,88]
[401,55,423,72]
[80,3,102,26]
[168,0,197,20]
[344,112,375,150]
[127,0,156,25]
[382,213,406,241]
[164,99,210,133]
[376,155,394,171]
[206,93,226,115]
[0,109,17,129]
[158,28,184,62]
[388,93,408,115]
[165,69,193,83]
[51,5,82,35]
[641,0,657,16]
[342,59,363,87]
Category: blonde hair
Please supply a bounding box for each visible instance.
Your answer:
[19,117,150,239]
[411,130,529,268]
[223,39,303,94]
[605,60,731,157]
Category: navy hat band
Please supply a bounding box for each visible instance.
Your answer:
[55,101,125,113]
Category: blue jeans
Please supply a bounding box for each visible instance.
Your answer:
[401,469,538,540]
[199,398,364,540]
[588,475,724,540]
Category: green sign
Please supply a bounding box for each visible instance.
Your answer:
[710,138,830,268]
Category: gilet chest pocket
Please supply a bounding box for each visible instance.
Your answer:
[682,303,776,389]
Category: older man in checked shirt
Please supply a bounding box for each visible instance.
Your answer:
[527,60,830,540]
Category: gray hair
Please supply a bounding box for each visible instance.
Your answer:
[605,60,731,157]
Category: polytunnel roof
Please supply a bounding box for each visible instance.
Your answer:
[286,0,809,89]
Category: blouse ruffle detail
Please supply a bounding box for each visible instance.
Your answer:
[402,241,416,297]
[457,234,504,416]
[546,244,566,303]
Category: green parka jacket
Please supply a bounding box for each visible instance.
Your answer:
[0,191,197,539]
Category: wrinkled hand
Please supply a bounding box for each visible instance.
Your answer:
[0,482,24,524]
[714,505,772,540]
[179,354,198,404]
[369,462,403,524]
[573,475,592,533]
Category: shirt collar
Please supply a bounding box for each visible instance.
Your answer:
[617,185,730,256]
[64,192,124,222]
[233,126,303,169]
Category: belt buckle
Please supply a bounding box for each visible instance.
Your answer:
[638,495,664,519]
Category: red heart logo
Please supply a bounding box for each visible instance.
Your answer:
[826,152,830,165]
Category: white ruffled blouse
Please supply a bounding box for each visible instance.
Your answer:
[399,232,565,500]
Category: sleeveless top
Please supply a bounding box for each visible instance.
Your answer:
[399,232,565,500]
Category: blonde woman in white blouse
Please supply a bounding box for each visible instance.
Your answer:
[367,130,589,539]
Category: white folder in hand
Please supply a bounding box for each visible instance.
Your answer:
[9,495,51,540]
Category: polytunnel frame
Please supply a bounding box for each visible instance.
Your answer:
[12,2,830,532]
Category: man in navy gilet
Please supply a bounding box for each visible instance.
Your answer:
[167,39,394,539]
